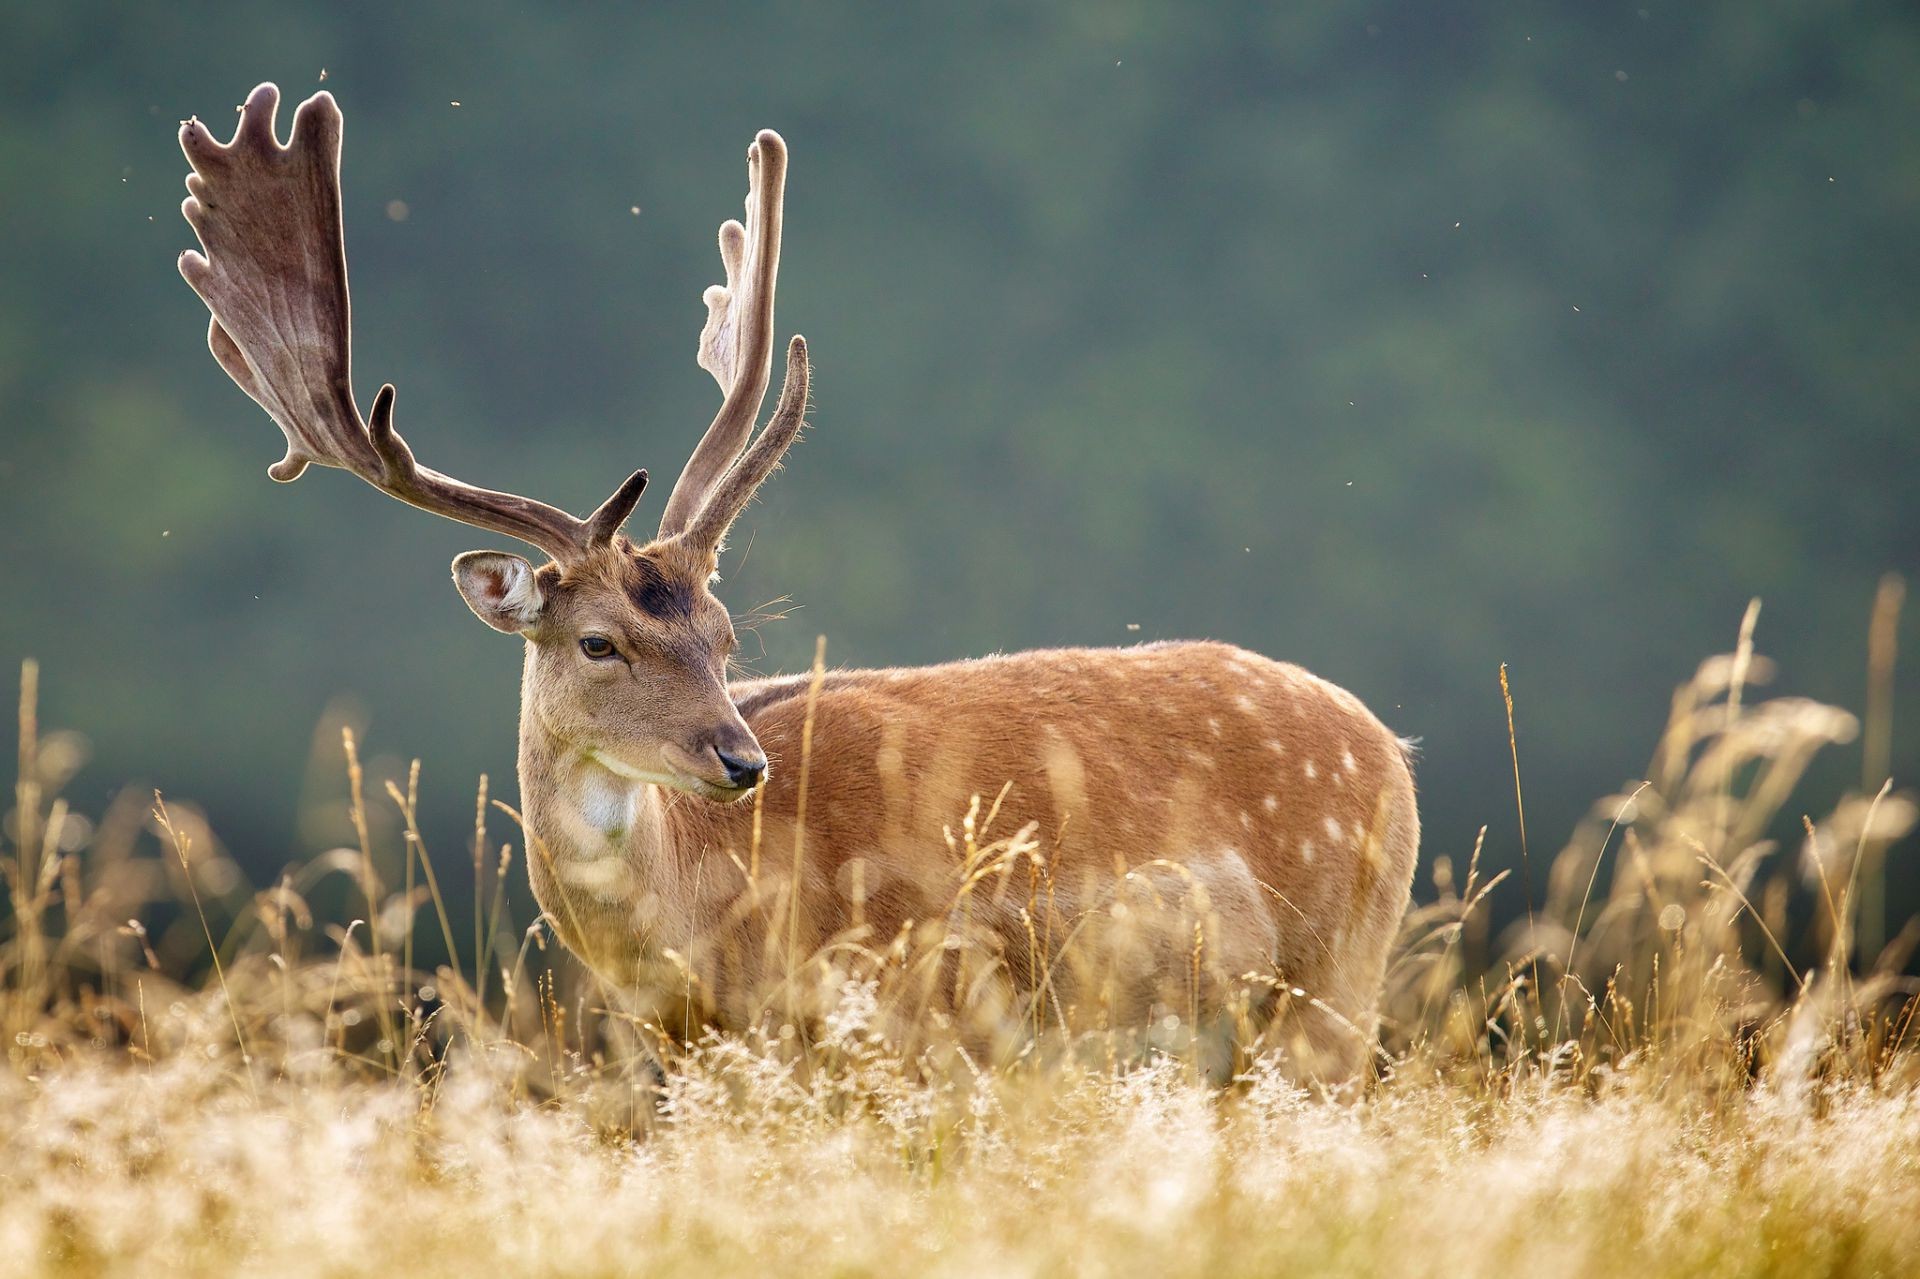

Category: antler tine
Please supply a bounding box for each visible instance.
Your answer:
[584,468,651,548]
[683,336,809,551]
[179,82,631,563]
[657,129,789,537]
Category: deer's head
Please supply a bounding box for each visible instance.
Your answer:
[178,84,806,801]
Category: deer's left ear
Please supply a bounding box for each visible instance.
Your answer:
[453,551,546,634]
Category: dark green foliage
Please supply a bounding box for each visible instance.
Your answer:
[1,3,1914,920]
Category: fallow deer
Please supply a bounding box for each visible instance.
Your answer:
[178,83,1419,1080]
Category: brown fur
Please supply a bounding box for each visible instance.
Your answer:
[504,540,1420,1081]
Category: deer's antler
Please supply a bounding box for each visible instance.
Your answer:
[178,83,646,562]
[683,335,810,550]
[657,130,806,542]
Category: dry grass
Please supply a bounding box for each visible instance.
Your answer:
[4,603,1919,1278]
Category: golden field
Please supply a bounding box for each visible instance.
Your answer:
[5,603,1919,1278]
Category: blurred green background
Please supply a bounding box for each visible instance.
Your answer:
[3,3,1915,930]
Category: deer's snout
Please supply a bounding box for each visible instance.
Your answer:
[715,746,766,790]
[676,719,768,797]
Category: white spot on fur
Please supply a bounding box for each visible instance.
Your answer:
[1042,739,1089,816]
[1266,739,1286,756]
[1190,751,1216,770]
[1208,717,1222,736]
[579,789,630,836]
[1263,794,1279,812]
[1342,747,1357,773]
[1324,816,1344,842]
[1304,760,1318,780]
[1299,839,1316,864]
[567,768,644,846]
[1234,694,1255,712]
[1239,811,1252,830]
[559,858,632,898]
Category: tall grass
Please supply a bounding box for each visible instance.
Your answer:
[2,605,1918,1277]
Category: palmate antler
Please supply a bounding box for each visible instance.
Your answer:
[178,83,647,563]
[658,130,811,548]
[179,83,808,562]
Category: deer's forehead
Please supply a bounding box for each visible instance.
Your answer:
[622,557,705,620]
[552,554,720,624]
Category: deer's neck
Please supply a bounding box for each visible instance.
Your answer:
[530,747,667,863]
[512,662,684,984]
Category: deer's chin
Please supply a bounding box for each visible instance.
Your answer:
[684,777,759,804]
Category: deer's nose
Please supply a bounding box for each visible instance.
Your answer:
[715,747,767,790]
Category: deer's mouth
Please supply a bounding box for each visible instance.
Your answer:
[689,778,759,803]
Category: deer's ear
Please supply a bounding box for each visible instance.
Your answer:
[453,551,546,634]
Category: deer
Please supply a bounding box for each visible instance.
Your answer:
[177,83,1419,1082]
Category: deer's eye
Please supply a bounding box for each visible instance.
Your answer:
[580,636,618,661]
